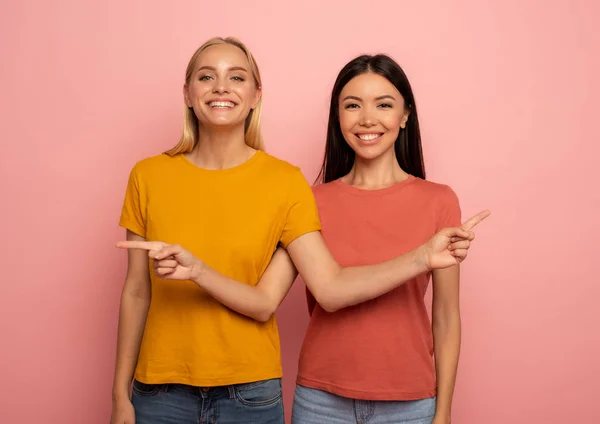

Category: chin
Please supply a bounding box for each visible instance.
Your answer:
[202,117,245,128]
[211,119,237,126]
[351,144,391,161]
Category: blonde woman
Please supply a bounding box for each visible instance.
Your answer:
[111,37,487,424]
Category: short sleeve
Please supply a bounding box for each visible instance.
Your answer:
[119,164,147,237]
[279,169,322,247]
[436,185,462,231]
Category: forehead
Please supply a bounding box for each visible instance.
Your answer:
[340,72,402,99]
[195,43,249,68]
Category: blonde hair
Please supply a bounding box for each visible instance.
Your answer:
[165,37,264,156]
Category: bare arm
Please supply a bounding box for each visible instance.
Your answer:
[286,231,428,312]
[188,230,426,319]
[431,265,461,423]
[156,233,425,318]
[197,247,297,322]
[284,210,487,312]
[111,230,152,402]
[117,242,299,323]
[117,211,488,321]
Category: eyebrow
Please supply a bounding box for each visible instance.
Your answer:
[342,95,396,102]
[196,65,249,73]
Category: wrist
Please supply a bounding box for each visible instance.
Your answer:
[415,244,431,273]
[434,403,451,422]
[433,415,451,424]
[190,258,207,285]
[434,415,451,423]
[112,387,130,403]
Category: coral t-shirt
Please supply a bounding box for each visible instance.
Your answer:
[296,175,461,400]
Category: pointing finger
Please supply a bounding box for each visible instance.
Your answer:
[461,210,491,231]
[116,241,167,251]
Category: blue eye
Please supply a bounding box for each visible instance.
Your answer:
[199,75,213,81]
[231,76,245,82]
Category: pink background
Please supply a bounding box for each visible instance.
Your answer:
[1,1,598,423]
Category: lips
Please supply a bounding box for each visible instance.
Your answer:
[207,100,236,109]
[356,133,383,142]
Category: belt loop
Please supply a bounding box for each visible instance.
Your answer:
[228,385,236,399]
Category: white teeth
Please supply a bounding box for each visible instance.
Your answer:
[358,134,381,141]
[209,101,235,108]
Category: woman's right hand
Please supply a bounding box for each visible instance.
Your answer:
[115,241,204,281]
[110,398,135,424]
[421,210,490,270]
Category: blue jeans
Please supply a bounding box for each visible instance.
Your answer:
[292,385,436,424]
[131,378,284,424]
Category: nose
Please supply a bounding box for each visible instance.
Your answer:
[358,110,376,127]
[212,77,230,94]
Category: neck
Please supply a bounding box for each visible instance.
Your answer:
[343,149,409,189]
[187,124,255,170]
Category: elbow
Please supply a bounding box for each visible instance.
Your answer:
[320,302,339,313]
[319,297,340,313]
[313,289,342,313]
[122,285,151,304]
[432,311,461,335]
[309,265,346,313]
[254,310,275,322]
[253,302,278,323]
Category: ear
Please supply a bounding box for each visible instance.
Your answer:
[183,84,192,107]
[400,108,410,129]
[252,87,262,110]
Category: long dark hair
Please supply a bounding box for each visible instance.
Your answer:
[316,54,425,184]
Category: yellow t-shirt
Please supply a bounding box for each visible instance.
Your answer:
[119,151,321,386]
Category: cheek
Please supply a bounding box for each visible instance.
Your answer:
[381,114,403,132]
[235,84,256,102]
[338,111,356,133]
[190,84,210,100]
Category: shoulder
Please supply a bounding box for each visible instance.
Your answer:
[411,177,458,204]
[256,152,314,194]
[131,153,177,176]
[311,180,340,201]
[414,179,462,227]
[257,152,304,177]
[413,179,461,227]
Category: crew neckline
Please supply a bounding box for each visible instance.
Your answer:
[175,150,264,175]
[332,174,417,197]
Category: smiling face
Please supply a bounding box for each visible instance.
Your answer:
[338,72,410,161]
[183,43,261,130]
